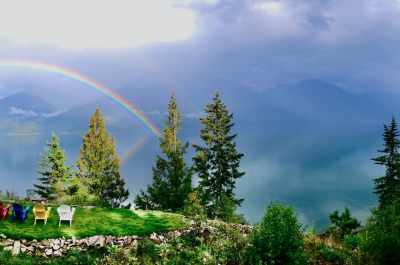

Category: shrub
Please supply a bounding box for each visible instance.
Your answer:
[182,190,206,218]
[344,233,362,250]
[360,198,400,265]
[248,201,308,264]
[329,205,361,239]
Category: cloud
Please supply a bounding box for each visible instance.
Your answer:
[0,0,196,50]
[41,110,66,118]
[9,107,38,118]
[183,112,201,118]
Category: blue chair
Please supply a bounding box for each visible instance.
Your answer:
[11,203,30,224]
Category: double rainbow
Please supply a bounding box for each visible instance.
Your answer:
[0,60,162,137]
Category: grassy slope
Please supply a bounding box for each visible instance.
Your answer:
[0,203,189,240]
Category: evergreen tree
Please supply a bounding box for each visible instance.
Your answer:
[134,92,193,212]
[371,116,400,211]
[192,91,245,218]
[34,132,77,201]
[77,107,129,207]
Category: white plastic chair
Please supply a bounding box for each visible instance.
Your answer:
[57,205,76,227]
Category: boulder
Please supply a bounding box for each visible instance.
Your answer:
[3,246,12,251]
[88,236,100,246]
[45,248,53,256]
[0,234,6,239]
[53,245,60,251]
[72,236,76,244]
[12,241,21,255]
[27,246,35,252]
[4,239,14,247]
[53,239,60,245]
[95,236,106,248]
[54,250,62,257]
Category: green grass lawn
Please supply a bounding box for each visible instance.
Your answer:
[0,203,189,240]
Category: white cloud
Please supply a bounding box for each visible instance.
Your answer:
[42,110,65,117]
[9,107,38,117]
[0,0,197,50]
[183,112,200,118]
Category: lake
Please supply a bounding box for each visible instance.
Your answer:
[0,124,384,233]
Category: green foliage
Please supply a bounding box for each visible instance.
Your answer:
[34,132,77,201]
[181,189,206,219]
[192,90,245,219]
[135,92,193,213]
[329,205,361,239]
[77,107,129,208]
[344,233,362,250]
[248,201,308,264]
[96,245,138,265]
[308,220,317,237]
[360,198,400,265]
[371,116,400,211]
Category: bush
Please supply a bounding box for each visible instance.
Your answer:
[182,190,206,218]
[248,201,308,264]
[344,234,362,250]
[360,198,400,265]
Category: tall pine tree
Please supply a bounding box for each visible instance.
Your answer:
[371,116,400,211]
[192,90,245,219]
[134,92,193,212]
[34,132,77,201]
[77,107,129,207]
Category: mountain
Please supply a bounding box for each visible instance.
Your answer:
[0,89,57,117]
[259,79,384,125]
[2,77,399,134]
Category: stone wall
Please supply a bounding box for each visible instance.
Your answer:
[0,220,254,258]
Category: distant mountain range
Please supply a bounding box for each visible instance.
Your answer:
[0,75,397,134]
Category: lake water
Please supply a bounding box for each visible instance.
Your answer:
[0,124,384,233]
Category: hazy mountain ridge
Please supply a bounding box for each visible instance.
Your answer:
[0,76,398,134]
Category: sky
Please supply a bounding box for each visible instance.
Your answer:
[1,0,400,106]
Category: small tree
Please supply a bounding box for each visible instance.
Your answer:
[77,107,129,207]
[192,91,245,219]
[134,92,193,212]
[371,116,400,211]
[248,201,308,264]
[328,206,361,239]
[34,132,77,201]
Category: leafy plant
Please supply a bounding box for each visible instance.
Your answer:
[248,201,308,264]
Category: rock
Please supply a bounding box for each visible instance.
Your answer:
[159,236,164,241]
[53,245,60,251]
[12,241,21,255]
[62,236,66,241]
[21,239,27,244]
[45,248,53,256]
[3,246,12,251]
[88,236,100,246]
[21,246,27,253]
[132,236,139,240]
[117,241,124,248]
[61,239,65,247]
[82,206,96,209]
[72,236,76,244]
[41,239,50,247]
[27,246,35,252]
[39,245,46,250]
[0,234,6,239]
[95,236,106,248]
[53,239,60,245]
[126,236,132,244]
[54,250,62,257]
[4,239,14,247]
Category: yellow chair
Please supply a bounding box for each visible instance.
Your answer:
[33,204,51,225]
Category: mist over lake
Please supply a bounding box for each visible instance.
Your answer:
[0,123,382,233]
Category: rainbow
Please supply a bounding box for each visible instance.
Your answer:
[120,134,151,165]
[0,60,162,137]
